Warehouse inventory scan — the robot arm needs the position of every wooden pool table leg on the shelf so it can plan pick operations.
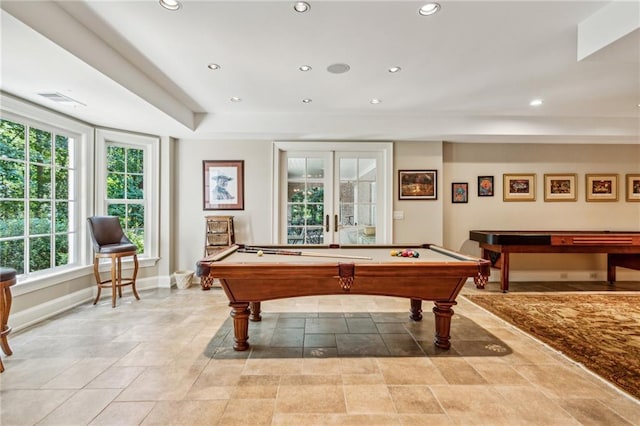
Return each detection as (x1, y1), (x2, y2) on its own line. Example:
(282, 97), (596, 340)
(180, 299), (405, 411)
(433, 301), (456, 349)
(230, 302), (250, 351)
(249, 302), (262, 321)
(607, 255), (616, 284)
(500, 252), (510, 293)
(410, 299), (423, 321)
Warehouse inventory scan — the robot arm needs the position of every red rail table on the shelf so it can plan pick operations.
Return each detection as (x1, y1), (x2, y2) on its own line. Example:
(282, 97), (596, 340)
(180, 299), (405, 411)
(469, 230), (640, 292)
(197, 244), (490, 351)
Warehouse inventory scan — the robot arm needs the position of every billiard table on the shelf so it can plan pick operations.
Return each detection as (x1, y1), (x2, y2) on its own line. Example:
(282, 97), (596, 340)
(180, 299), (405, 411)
(196, 244), (490, 351)
(469, 230), (640, 292)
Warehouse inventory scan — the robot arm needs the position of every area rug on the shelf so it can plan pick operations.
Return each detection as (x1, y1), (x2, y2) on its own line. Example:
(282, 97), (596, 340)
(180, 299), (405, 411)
(465, 293), (640, 399)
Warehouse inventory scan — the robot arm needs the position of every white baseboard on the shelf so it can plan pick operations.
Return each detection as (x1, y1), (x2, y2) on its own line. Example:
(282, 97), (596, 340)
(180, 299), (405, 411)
(11, 275), (173, 333)
(11, 287), (94, 333)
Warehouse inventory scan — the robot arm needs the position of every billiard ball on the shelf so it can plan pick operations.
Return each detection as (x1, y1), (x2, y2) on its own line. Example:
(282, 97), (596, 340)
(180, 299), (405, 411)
(257, 250), (264, 256)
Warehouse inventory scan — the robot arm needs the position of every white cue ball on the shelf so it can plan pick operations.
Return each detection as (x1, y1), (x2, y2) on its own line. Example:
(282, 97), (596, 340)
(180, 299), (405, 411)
(257, 250), (264, 257)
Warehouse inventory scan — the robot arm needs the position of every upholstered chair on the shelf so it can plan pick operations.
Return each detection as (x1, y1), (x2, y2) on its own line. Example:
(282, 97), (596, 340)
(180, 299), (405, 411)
(87, 216), (140, 308)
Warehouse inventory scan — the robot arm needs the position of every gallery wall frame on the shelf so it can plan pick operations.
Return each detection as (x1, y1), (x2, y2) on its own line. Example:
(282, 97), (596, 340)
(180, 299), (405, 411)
(625, 174), (640, 202)
(544, 173), (577, 202)
(477, 176), (494, 197)
(503, 173), (536, 201)
(203, 160), (245, 210)
(452, 182), (468, 203)
(398, 170), (437, 200)
(585, 173), (618, 202)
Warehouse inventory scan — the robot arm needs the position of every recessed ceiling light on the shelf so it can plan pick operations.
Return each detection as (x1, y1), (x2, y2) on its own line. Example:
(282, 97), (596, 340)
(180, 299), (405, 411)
(230, 97), (242, 102)
(159, 0), (181, 11)
(529, 99), (543, 106)
(418, 3), (440, 16)
(302, 98), (312, 103)
(370, 98), (382, 104)
(388, 66), (402, 73)
(299, 65), (312, 72)
(207, 63), (221, 70)
(293, 2), (310, 13)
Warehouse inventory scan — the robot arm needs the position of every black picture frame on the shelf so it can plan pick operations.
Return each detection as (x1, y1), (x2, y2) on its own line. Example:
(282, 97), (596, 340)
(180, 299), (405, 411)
(477, 176), (494, 197)
(398, 170), (437, 200)
(452, 182), (468, 203)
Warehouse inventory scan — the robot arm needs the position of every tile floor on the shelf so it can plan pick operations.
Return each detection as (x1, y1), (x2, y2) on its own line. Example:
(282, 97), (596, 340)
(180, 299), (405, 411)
(1, 280), (639, 425)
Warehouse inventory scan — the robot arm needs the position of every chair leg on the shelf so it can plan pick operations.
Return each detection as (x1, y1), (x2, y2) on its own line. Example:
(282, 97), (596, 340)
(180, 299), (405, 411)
(93, 257), (102, 305)
(117, 257), (123, 299)
(131, 254), (140, 300)
(110, 256), (117, 308)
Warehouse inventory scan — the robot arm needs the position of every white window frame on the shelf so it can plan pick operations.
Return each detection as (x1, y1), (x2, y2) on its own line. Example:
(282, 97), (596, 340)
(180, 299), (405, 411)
(0, 93), (93, 292)
(95, 129), (159, 266)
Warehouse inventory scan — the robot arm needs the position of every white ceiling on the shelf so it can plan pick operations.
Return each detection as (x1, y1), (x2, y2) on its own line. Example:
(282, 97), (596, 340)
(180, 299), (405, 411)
(1, 0), (639, 143)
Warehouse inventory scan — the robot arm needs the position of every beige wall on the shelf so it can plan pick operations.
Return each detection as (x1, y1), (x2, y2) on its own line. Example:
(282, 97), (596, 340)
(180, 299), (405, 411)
(176, 140), (273, 273)
(175, 140), (447, 272)
(443, 143), (640, 281)
(393, 141), (444, 245)
(175, 140), (639, 282)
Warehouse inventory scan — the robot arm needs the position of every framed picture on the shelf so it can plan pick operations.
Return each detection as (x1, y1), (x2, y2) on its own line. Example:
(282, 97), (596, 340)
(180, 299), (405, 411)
(586, 174), (618, 202)
(503, 173), (536, 201)
(452, 182), (468, 203)
(477, 176), (494, 197)
(399, 170), (437, 200)
(544, 174), (577, 202)
(626, 174), (640, 202)
(203, 160), (245, 210)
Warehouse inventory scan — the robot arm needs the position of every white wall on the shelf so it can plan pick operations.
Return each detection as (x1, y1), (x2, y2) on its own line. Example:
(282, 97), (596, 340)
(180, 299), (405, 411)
(443, 142), (640, 281)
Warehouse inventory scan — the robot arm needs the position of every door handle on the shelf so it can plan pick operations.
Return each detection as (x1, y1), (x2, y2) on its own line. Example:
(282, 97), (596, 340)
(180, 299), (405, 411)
(334, 215), (338, 232)
(325, 215), (329, 232)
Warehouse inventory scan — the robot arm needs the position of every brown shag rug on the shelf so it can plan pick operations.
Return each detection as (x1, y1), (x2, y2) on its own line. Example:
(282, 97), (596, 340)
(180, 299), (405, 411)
(465, 293), (640, 399)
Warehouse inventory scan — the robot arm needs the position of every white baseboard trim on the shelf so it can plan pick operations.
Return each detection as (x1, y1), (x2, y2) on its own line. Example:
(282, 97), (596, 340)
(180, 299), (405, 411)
(11, 276), (173, 333)
(11, 287), (93, 333)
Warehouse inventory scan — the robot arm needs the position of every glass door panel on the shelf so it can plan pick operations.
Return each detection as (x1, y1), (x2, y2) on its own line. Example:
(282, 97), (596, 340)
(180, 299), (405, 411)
(285, 154), (331, 244)
(276, 143), (389, 245)
(336, 154), (379, 244)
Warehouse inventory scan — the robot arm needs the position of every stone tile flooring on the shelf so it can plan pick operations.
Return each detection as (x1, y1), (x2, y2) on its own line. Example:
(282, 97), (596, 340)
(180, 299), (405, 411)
(1, 280), (639, 425)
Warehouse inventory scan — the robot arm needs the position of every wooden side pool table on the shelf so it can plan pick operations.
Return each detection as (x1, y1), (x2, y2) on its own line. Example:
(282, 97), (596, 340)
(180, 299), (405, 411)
(197, 244), (490, 351)
(469, 230), (640, 292)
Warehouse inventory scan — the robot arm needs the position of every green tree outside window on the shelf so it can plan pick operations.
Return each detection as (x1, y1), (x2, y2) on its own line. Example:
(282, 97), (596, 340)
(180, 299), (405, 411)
(0, 118), (75, 274)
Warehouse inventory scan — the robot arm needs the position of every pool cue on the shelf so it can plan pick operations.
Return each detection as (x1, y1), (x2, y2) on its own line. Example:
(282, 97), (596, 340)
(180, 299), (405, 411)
(238, 246), (373, 260)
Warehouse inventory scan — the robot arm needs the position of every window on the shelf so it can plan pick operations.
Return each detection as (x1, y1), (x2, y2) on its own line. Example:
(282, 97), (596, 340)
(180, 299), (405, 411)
(0, 117), (78, 275)
(105, 145), (145, 252)
(95, 129), (159, 260)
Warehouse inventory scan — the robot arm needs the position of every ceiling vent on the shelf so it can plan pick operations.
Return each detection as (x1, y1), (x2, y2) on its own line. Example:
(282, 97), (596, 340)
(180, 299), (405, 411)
(327, 63), (350, 74)
(38, 92), (86, 106)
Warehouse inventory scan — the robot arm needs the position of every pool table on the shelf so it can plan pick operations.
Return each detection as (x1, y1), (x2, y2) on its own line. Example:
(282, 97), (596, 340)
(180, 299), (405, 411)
(470, 230), (640, 292)
(197, 244), (490, 351)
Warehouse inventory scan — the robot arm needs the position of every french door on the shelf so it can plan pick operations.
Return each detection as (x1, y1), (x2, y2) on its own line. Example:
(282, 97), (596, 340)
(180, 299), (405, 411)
(273, 142), (392, 245)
